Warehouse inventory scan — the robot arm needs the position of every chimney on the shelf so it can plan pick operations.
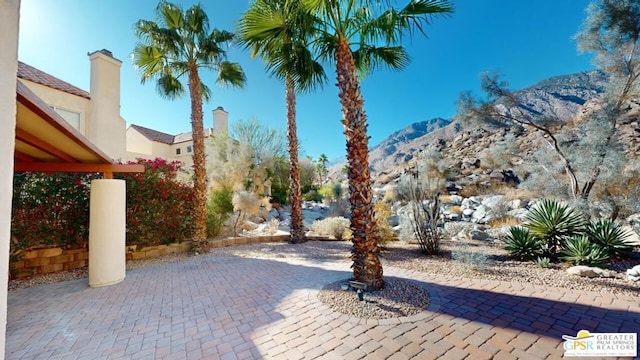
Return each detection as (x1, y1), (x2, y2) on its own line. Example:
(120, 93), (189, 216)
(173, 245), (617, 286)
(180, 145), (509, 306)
(212, 106), (228, 136)
(88, 49), (126, 160)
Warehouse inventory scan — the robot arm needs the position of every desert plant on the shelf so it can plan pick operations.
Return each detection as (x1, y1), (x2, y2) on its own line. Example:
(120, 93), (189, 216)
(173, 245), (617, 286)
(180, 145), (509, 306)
(407, 193), (443, 255)
(504, 227), (544, 261)
(535, 256), (551, 268)
(585, 219), (634, 259)
(524, 199), (584, 254)
(560, 236), (609, 267)
(311, 217), (351, 240)
(207, 186), (234, 237)
(451, 246), (493, 272)
(374, 202), (398, 246)
(488, 216), (521, 228)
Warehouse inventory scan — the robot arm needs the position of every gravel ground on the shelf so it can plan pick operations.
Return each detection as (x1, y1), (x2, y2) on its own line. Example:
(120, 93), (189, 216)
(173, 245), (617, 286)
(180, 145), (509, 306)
(8, 239), (640, 319)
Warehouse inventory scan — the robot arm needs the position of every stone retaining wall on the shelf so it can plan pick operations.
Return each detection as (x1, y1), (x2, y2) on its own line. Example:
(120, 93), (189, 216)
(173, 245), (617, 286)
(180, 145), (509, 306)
(9, 234), (313, 279)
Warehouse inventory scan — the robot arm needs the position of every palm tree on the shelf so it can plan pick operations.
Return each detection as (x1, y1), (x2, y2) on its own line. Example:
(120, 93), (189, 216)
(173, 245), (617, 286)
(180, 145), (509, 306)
(238, 0), (327, 244)
(133, 1), (246, 252)
(303, 0), (453, 289)
(316, 153), (329, 184)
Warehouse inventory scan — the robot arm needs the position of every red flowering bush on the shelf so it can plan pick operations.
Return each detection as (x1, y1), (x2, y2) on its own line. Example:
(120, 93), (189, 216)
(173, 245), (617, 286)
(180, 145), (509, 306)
(117, 158), (194, 247)
(11, 172), (99, 251)
(11, 158), (195, 252)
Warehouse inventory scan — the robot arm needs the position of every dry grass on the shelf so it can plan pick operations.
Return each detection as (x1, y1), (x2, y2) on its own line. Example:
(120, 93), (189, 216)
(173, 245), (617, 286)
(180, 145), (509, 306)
(488, 216), (522, 228)
(448, 205), (463, 215)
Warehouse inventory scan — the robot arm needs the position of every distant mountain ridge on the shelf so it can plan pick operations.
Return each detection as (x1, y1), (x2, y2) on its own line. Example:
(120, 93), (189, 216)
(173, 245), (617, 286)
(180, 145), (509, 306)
(328, 70), (609, 183)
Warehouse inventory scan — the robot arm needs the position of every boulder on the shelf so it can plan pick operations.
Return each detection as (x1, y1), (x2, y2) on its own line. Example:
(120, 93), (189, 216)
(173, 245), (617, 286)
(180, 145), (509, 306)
(462, 208), (475, 216)
(482, 195), (505, 209)
(446, 213), (461, 222)
(567, 266), (616, 278)
(387, 215), (400, 227)
(470, 229), (492, 241)
(471, 205), (488, 223)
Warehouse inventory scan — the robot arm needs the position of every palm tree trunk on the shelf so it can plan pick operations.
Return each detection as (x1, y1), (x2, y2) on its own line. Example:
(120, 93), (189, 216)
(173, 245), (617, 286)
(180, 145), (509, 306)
(286, 75), (305, 243)
(187, 66), (209, 253)
(335, 37), (383, 290)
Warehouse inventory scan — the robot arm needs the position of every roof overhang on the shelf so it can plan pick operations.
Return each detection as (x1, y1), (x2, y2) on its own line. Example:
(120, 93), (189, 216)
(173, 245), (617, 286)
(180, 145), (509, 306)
(13, 81), (143, 177)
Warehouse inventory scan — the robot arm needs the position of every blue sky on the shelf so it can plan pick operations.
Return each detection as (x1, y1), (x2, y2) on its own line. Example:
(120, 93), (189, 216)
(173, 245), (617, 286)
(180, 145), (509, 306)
(18, 0), (594, 161)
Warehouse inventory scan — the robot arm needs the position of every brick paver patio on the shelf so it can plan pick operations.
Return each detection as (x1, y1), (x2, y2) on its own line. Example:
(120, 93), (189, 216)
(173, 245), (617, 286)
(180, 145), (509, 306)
(6, 252), (640, 359)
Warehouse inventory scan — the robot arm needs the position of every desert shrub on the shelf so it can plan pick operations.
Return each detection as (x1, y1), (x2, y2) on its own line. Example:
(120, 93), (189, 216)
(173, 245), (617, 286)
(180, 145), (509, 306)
(406, 193), (442, 255)
(302, 188), (323, 202)
(524, 199), (584, 254)
(560, 236), (609, 267)
(207, 186), (234, 237)
(318, 184), (335, 202)
(504, 227), (544, 261)
(374, 202), (398, 245)
(231, 191), (270, 235)
(585, 219), (634, 259)
(311, 217), (351, 240)
(451, 246), (493, 271)
(535, 256), (551, 268)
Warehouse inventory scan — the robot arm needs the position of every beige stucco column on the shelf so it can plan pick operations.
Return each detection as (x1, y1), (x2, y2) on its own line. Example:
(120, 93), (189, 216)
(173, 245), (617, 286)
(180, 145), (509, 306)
(88, 179), (126, 287)
(0, 0), (20, 357)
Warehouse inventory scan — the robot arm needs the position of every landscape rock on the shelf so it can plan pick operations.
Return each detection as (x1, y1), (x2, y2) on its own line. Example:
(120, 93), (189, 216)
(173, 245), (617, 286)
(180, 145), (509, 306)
(567, 266), (616, 278)
(387, 215), (400, 227)
(470, 229), (492, 241)
(626, 265), (640, 281)
(471, 205), (488, 223)
(482, 195), (505, 209)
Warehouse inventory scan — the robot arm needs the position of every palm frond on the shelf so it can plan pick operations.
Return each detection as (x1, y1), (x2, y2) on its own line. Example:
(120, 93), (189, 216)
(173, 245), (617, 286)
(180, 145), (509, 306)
(157, 1), (184, 30)
(184, 4), (209, 34)
(353, 45), (409, 77)
(217, 61), (247, 88)
(155, 72), (185, 99)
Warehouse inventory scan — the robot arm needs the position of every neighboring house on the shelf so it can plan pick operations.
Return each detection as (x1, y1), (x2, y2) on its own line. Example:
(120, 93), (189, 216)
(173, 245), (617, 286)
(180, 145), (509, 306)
(17, 49), (126, 161)
(126, 106), (229, 165)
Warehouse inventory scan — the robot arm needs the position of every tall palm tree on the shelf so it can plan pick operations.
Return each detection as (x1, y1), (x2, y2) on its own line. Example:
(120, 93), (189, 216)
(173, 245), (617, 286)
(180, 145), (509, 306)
(316, 153), (329, 184)
(238, 0), (327, 244)
(133, 1), (246, 252)
(303, 0), (453, 289)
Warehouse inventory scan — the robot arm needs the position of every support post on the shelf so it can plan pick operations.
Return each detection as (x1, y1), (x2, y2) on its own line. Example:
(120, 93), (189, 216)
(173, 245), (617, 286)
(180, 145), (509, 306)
(89, 179), (126, 287)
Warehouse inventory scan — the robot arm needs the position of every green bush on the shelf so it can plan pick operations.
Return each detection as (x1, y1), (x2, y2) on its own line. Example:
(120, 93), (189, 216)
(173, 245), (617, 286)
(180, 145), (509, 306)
(560, 236), (609, 267)
(585, 219), (634, 259)
(302, 188), (323, 202)
(504, 227), (544, 261)
(207, 186), (234, 237)
(524, 199), (584, 254)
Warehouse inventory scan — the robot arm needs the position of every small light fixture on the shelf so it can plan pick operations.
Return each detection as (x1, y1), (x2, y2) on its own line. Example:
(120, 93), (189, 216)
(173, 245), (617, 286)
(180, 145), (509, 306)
(349, 281), (367, 301)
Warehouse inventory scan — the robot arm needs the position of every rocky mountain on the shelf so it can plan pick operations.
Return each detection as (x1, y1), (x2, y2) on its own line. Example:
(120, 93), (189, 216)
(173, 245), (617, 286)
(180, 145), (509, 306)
(329, 70), (611, 186)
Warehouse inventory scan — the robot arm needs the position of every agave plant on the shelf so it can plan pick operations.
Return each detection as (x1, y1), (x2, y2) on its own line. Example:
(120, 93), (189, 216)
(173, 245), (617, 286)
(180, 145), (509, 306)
(524, 199), (584, 254)
(560, 236), (609, 268)
(504, 226), (544, 261)
(586, 219), (634, 259)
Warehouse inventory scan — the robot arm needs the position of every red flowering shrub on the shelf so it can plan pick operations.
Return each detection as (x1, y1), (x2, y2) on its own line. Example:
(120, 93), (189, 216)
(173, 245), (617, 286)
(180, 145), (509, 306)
(11, 158), (194, 252)
(11, 172), (99, 251)
(117, 158), (194, 247)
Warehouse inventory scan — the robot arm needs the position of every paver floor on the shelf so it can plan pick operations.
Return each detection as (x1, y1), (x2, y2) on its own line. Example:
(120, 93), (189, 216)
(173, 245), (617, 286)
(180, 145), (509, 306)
(6, 254), (640, 359)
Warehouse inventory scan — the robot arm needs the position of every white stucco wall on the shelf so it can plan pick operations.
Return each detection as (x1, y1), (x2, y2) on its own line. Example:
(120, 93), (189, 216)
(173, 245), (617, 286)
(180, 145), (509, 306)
(18, 79), (90, 134)
(125, 127), (153, 158)
(0, 0), (20, 357)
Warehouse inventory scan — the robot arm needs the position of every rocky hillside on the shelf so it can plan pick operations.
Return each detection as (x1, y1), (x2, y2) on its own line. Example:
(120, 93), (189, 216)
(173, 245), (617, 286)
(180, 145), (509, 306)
(330, 70), (613, 187)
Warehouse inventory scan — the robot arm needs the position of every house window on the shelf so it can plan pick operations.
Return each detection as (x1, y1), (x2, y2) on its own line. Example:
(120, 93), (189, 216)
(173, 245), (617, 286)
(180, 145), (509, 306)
(176, 148), (181, 155)
(187, 145), (192, 153)
(50, 106), (81, 130)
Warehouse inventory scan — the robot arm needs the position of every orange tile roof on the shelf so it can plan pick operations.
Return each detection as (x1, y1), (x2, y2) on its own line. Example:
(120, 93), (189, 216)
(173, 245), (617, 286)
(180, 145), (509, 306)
(130, 124), (175, 144)
(17, 61), (90, 99)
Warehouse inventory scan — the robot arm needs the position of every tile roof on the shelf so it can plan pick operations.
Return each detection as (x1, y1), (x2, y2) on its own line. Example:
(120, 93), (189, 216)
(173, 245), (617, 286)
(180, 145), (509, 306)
(130, 124), (175, 144)
(17, 61), (90, 99)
